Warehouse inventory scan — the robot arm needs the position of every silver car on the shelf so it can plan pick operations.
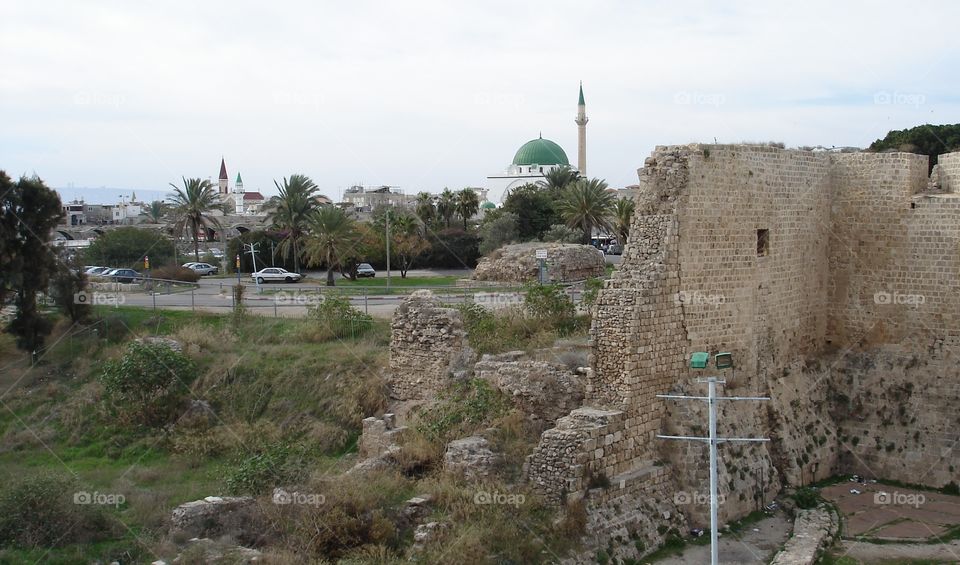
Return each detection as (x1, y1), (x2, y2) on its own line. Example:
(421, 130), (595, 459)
(185, 262), (218, 276)
(251, 267), (302, 284)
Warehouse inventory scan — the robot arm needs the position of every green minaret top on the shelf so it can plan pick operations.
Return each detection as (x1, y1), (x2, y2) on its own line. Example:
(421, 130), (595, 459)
(578, 82), (585, 106)
(236, 172), (243, 185)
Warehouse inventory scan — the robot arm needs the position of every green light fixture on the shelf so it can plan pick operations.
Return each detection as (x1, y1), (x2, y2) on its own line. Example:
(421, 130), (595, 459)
(690, 352), (709, 369)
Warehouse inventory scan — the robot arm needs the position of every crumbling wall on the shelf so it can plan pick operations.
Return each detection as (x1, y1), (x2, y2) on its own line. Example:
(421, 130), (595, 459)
(388, 290), (471, 401)
(473, 242), (605, 283)
(937, 150), (960, 193)
(474, 353), (584, 428)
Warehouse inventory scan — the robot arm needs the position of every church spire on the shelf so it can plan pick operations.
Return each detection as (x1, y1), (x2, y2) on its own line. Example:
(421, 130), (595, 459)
(575, 82), (588, 176)
(218, 157), (229, 194)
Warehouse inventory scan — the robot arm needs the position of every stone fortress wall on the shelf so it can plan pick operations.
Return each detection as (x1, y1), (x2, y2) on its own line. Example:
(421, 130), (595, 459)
(526, 145), (960, 551)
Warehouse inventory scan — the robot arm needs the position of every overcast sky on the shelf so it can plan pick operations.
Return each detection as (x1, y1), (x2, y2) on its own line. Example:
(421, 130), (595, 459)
(3, 0), (959, 203)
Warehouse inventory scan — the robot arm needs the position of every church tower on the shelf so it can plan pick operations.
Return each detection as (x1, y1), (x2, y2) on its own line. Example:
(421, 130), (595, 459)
(218, 158), (229, 194)
(575, 82), (588, 176)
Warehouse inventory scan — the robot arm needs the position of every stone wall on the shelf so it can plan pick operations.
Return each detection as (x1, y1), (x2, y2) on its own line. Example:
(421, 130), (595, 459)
(388, 290), (471, 401)
(526, 144), (960, 552)
(769, 507), (839, 565)
(473, 242), (605, 283)
(937, 151), (960, 193)
(474, 353), (584, 428)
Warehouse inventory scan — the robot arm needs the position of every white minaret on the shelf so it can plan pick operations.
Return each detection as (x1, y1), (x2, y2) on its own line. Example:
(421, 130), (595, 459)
(575, 82), (588, 177)
(234, 172), (244, 215)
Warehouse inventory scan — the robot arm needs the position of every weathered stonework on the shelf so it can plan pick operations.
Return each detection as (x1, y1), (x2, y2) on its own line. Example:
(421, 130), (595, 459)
(473, 242), (605, 283)
(443, 436), (501, 480)
(474, 353), (585, 427)
(770, 507), (839, 565)
(526, 145), (960, 554)
(388, 290), (472, 401)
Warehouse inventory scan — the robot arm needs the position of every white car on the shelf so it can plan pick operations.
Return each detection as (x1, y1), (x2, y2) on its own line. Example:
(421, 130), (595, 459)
(185, 262), (218, 276)
(252, 267), (302, 284)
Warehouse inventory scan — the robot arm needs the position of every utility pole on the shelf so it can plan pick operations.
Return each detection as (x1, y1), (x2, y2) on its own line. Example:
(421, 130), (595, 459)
(657, 374), (769, 565)
(244, 242), (260, 293)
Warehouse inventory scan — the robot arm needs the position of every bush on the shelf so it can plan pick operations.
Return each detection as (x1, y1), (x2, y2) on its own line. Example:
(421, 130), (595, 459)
(305, 295), (373, 340)
(793, 486), (821, 509)
(51, 261), (92, 323)
(84, 226), (175, 268)
(98, 341), (197, 427)
(415, 379), (508, 443)
(478, 212), (519, 255)
(150, 264), (201, 283)
(225, 443), (311, 495)
(944, 481), (960, 495)
(0, 473), (118, 548)
(524, 283), (577, 334)
(581, 276), (605, 308)
(420, 228), (480, 268)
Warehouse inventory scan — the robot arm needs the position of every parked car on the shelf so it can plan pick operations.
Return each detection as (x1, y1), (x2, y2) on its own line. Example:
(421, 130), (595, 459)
(208, 248), (224, 258)
(606, 244), (623, 255)
(84, 266), (109, 275)
(356, 263), (376, 278)
(251, 267), (302, 284)
(106, 268), (141, 283)
(184, 262), (218, 276)
(181, 262), (198, 268)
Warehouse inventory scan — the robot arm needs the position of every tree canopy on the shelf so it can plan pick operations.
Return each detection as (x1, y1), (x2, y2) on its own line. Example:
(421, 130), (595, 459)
(870, 124), (960, 173)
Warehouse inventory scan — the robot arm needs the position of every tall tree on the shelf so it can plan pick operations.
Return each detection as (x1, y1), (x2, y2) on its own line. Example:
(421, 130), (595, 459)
(414, 192), (436, 227)
(265, 174), (322, 274)
(168, 177), (225, 262)
(146, 200), (168, 223)
(437, 188), (457, 228)
(387, 211), (429, 278)
(455, 188), (480, 230)
(614, 198), (635, 244)
(1, 173), (64, 356)
(303, 206), (357, 286)
(502, 183), (557, 241)
(557, 178), (615, 244)
(538, 165), (580, 196)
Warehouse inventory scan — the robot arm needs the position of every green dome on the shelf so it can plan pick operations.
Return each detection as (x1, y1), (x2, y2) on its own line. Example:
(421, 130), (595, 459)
(481, 201), (496, 209)
(512, 137), (569, 166)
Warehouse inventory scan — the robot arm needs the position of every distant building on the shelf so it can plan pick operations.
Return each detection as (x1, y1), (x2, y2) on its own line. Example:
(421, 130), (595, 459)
(341, 185), (414, 212)
(217, 159), (265, 216)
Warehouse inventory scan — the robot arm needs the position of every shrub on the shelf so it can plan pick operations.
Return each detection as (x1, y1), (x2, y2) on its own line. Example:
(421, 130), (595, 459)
(50, 260), (92, 323)
(305, 295), (373, 340)
(150, 264), (201, 283)
(478, 212), (519, 255)
(0, 473), (118, 548)
(84, 226), (175, 268)
(98, 341), (197, 427)
(457, 303), (558, 354)
(581, 276), (605, 308)
(225, 443), (312, 495)
(793, 486), (821, 509)
(944, 481), (960, 495)
(524, 283), (577, 334)
(420, 228), (480, 268)
(415, 379), (508, 443)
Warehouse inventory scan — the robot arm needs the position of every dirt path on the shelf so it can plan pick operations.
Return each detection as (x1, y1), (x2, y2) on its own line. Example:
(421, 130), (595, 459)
(653, 512), (792, 564)
(834, 539), (960, 562)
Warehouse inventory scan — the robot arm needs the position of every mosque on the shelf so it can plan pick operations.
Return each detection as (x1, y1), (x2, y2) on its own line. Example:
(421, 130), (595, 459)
(486, 83), (588, 203)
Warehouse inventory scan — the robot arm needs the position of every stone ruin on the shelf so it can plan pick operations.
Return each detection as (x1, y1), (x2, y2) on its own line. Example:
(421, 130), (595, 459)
(366, 147), (960, 562)
(523, 144), (960, 561)
(472, 242), (605, 283)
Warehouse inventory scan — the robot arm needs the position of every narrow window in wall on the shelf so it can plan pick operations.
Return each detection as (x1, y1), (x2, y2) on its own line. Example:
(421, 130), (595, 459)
(757, 229), (770, 257)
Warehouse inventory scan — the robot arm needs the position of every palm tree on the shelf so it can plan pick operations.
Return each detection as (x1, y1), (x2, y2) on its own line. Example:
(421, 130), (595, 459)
(168, 177), (225, 261)
(415, 192), (436, 226)
(146, 200), (167, 223)
(455, 188), (480, 230)
(538, 165), (579, 195)
(557, 178), (615, 244)
(303, 206), (357, 286)
(614, 198), (635, 244)
(266, 174), (322, 273)
(437, 188), (457, 228)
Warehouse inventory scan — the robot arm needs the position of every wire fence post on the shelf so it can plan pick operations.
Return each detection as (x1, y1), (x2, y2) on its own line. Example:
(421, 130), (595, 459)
(191, 287), (195, 312)
(364, 289), (368, 314)
(152, 282), (157, 311)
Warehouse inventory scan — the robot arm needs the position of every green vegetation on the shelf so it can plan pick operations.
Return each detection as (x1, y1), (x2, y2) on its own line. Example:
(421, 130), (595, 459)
(870, 123), (960, 173)
(264, 173), (323, 274)
(168, 177), (226, 262)
(84, 226), (176, 268)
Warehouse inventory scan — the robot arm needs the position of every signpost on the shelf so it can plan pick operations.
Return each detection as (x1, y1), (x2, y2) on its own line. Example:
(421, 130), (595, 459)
(535, 249), (548, 284)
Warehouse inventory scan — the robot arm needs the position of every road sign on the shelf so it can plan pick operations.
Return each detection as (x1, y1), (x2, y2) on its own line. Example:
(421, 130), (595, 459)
(535, 249), (548, 259)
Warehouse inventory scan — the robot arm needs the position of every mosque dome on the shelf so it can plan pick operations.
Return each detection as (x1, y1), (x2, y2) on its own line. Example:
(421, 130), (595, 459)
(512, 137), (569, 166)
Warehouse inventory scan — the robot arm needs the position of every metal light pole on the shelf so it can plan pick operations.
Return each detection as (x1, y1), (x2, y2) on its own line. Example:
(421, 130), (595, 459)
(385, 211), (391, 290)
(244, 242), (260, 293)
(658, 368), (769, 565)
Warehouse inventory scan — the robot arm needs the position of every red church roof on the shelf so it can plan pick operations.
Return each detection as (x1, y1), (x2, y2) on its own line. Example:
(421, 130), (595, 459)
(243, 192), (265, 201)
(219, 158), (228, 180)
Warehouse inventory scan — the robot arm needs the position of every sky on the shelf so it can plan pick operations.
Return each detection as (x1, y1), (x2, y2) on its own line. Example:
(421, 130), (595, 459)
(3, 0), (959, 204)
